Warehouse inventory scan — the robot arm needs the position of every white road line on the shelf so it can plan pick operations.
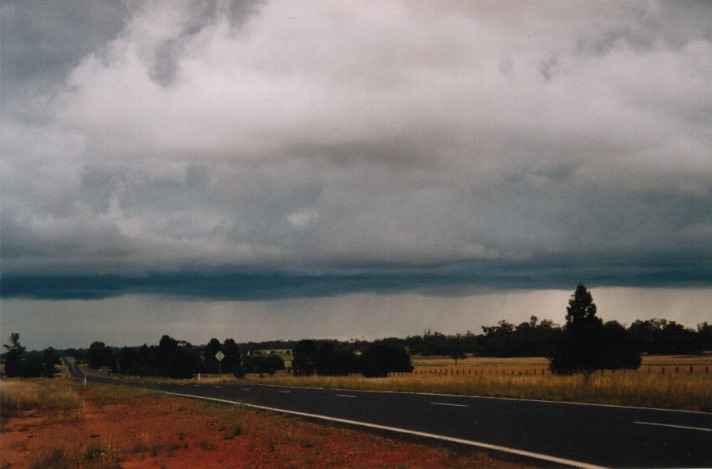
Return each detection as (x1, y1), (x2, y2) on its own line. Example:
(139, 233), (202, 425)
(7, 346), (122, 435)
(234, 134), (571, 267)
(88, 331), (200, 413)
(161, 391), (604, 469)
(431, 402), (469, 408)
(634, 421), (712, 432)
(336, 394), (357, 398)
(241, 388), (251, 391)
(278, 390), (291, 393)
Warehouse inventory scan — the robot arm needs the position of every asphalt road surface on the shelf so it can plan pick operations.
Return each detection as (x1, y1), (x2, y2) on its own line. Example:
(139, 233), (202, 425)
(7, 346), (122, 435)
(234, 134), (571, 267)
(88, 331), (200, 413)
(63, 362), (711, 468)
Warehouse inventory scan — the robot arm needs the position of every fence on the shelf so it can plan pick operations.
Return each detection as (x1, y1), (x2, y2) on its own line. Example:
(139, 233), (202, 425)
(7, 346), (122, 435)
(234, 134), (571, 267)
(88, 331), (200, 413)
(389, 365), (711, 377)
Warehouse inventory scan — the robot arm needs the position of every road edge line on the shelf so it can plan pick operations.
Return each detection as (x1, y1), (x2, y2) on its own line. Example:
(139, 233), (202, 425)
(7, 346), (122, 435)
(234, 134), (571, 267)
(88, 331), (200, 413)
(162, 391), (605, 469)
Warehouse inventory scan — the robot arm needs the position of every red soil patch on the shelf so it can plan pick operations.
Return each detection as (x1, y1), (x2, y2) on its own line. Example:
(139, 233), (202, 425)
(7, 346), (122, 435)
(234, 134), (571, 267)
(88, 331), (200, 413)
(1, 386), (524, 468)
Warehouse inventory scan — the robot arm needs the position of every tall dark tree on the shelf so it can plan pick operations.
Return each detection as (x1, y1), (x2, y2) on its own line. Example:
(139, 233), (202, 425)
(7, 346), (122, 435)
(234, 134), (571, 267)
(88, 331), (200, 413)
(223, 338), (242, 375)
(549, 284), (640, 375)
(2, 332), (25, 377)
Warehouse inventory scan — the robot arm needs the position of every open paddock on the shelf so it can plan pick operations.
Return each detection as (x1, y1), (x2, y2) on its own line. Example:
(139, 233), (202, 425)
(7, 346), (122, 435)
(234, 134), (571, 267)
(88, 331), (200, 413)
(407, 354), (712, 377)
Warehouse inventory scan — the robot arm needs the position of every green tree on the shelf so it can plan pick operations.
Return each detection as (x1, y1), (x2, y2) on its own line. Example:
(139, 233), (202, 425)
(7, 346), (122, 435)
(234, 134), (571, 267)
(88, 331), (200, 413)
(2, 332), (25, 377)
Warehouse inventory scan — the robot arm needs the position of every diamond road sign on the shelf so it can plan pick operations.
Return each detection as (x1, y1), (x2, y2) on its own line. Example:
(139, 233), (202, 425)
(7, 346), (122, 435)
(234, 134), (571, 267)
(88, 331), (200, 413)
(215, 351), (225, 361)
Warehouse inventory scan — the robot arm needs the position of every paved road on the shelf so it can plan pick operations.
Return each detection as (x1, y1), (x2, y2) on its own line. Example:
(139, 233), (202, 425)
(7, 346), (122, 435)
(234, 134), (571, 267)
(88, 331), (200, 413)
(63, 361), (712, 468)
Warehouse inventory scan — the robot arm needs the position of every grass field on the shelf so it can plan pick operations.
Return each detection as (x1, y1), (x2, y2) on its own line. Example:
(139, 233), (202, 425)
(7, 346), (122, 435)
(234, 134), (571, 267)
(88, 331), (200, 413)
(244, 355), (712, 412)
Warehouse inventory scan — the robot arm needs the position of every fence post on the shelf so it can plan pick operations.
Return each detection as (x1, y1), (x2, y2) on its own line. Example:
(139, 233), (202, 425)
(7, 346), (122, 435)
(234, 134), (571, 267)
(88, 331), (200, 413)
(689, 366), (693, 374)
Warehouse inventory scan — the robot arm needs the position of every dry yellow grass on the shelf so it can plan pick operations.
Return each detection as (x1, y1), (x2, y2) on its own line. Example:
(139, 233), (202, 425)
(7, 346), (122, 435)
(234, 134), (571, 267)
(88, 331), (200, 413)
(0, 378), (83, 420)
(247, 368), (712, 412)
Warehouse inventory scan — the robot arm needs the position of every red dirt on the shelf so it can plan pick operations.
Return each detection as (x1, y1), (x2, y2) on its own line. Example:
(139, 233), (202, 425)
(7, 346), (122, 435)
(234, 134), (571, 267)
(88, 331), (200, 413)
(1, 386), (524, 468)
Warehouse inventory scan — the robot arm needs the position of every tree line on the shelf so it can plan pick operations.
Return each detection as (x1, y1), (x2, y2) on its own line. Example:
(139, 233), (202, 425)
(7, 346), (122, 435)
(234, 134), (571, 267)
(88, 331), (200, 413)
(1, 332), (60, 378)
(3, 284), (710, 379)
(80, 336), (413, 379)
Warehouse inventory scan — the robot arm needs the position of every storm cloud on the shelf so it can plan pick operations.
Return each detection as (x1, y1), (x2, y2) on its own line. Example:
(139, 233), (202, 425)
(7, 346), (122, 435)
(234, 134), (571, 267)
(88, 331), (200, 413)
(2, 0), (712, 305)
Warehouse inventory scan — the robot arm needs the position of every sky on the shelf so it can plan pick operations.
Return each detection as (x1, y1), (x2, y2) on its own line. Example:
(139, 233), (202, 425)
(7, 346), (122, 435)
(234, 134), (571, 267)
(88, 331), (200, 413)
(1, 0), (711, 351)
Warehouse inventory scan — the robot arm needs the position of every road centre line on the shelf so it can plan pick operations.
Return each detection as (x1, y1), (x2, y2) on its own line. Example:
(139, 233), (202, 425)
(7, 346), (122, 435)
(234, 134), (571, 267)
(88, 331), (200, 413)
(431, 402), (469, 408)
(162, 391), (604, 469)
(634, 421), (712, 432)
(278, 390), (291, 393)
(335, 394), (357, 398)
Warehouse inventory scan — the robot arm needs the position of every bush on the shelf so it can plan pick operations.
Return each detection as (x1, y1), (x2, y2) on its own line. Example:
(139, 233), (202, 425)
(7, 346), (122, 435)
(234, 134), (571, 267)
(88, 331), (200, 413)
(358, 343), (413, 378)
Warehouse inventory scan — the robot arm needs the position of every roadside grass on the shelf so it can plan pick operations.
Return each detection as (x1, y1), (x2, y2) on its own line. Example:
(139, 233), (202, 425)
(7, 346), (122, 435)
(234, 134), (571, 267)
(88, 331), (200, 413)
(245, 367), (712, 412)
(0, 378), (83, 420)
(75, 380), (154, 406)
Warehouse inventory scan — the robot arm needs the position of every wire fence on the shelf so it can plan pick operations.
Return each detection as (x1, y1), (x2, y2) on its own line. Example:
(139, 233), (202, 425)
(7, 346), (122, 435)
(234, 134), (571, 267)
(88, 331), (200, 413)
(389, 365), (711, 377)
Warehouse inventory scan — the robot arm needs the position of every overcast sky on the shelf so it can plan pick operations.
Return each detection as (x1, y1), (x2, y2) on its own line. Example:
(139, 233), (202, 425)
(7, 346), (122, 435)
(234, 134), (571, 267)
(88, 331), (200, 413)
(2, 1), (711, 350)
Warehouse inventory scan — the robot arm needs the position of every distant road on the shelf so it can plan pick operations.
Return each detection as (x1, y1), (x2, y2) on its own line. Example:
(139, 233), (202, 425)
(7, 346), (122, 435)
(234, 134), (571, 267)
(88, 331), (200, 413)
(64, 362), (712, 468)
(62, 357), (85, 379)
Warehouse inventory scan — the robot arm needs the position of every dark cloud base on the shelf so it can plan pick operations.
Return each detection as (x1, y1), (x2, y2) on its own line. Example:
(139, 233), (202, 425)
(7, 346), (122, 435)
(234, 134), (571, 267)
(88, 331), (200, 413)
(3, 262), (710, 301)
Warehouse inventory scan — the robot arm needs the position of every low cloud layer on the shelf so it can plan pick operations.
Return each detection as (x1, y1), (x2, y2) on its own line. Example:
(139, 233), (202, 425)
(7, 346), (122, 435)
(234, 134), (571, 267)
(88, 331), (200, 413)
(2, 0), (712, 301)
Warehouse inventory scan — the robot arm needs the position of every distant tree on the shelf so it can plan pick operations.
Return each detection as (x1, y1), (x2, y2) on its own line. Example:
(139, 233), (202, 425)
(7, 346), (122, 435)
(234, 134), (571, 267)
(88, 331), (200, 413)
(292, 340), (317, 376)
(262, 353), (285, 375)
(549, 284), (640, 376)
(315, 341), (337, 375)
(118, 347), (140, 374)
(599, 321), (641, 370)
(446, 343), (467, 364)
(697, 322), (712, 353)
(333, 348), (359, 375)
(2, 332), (25, 377)
(223, 338), (242, 375)
(155, 335), (199, 379)
(41, 347), (60, 378)
(87, 341), (115, 370)
(358, 342), (413, 378)
(479, 320), (516, 357)
(203, 338), (223, 374)
(243, 352), (284, 375)
(316, 342), (358, 375)
(628, 318), (699, 355)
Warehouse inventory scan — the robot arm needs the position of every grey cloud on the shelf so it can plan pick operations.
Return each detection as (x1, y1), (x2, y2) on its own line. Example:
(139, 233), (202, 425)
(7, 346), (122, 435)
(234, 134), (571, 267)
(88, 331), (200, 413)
(2, 0), (712, 301)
